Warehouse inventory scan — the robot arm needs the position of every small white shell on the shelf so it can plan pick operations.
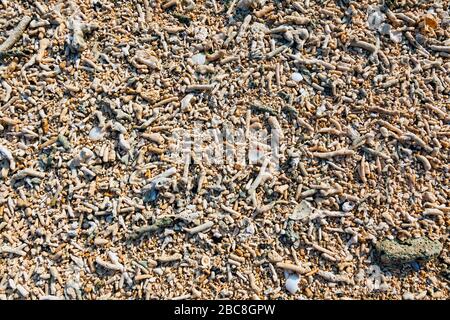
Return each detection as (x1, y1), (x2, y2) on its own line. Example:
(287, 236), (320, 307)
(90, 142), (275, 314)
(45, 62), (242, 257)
(390, 30), (403, 43)
(367, 7), (385, 31)
(201, 256), (210, 268)
(316, 104), (327, 116)
(194, 26), (208, 41)
(80, 147), (94, 161)
(0, 145), (15, 170)
(285, 273), (300, 294)
(290, 200), (313, 221)
(244, 223), (255, 236)
(290, 157), (300, 168)
(181, 94), (194, 110)
(250, 22), (269, 33)
(177, 209), (200, 222)
(291, 72), (303, 82)
(299, 88), (308, 97)
(118, 134), (131, 151)
(248, 148), (264, 164)
(191, 53), (206, 65)
(402, 292), (415, 300)
(342, 201), (355, 212)
(89, 126), (104, 141)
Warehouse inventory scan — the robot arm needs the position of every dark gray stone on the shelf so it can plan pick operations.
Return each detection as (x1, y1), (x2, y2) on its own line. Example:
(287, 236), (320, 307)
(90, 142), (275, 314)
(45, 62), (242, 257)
(375, 237), (443, 265)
